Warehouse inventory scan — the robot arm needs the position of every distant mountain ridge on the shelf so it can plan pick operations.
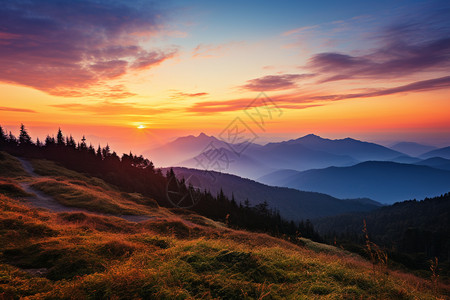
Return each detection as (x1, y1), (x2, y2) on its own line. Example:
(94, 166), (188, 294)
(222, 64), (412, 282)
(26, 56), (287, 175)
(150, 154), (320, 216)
(258, 161), (450, 204)
(144, 132), (261, 168)
(390, 142), (437, 157)
(276, 134), (404, 161)
(414, 157), (450, 171)
(164, 167), (382, 221)
(151, 133), (409, 179)
(420, 146), (450, 160)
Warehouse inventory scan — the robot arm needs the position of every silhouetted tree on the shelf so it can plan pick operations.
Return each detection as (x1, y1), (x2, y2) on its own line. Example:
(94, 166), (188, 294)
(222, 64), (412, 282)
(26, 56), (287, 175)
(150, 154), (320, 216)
(19, 124), (32, 145)
(56, 128), (64, 146)
(0, 126), (7, 145)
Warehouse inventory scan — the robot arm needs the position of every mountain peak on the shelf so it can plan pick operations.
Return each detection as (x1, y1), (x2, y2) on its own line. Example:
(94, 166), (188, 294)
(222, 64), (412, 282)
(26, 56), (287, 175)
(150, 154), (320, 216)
(197, 132), (209, 138)
(299, 134), (323, 140)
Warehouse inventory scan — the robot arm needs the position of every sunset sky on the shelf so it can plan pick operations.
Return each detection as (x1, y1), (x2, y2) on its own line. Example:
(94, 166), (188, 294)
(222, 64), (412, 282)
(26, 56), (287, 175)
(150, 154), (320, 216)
(0, 0), (449, 154)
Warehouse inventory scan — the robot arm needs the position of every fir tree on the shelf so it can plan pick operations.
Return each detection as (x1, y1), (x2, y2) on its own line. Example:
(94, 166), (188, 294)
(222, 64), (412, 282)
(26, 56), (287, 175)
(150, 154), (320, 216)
(19, 124), (32, 145)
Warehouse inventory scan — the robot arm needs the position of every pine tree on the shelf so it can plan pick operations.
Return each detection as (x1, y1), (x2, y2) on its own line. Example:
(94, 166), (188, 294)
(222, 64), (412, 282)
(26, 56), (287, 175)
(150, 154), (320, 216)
(19, 124), (32, 145)
(0, 126), (7, 144)
(56, 128), (64, 146)
(45, 135), (55, 146)
(102, 144), (110, 158)
(96, 145), (103, 159)
(8, 131), (17, 145)
(80, 135), (87, 150)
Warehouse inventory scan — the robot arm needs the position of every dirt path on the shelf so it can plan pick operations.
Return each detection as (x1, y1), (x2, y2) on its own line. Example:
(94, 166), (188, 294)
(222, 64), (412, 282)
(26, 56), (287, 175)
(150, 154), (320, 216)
(16, 157), (153, 223)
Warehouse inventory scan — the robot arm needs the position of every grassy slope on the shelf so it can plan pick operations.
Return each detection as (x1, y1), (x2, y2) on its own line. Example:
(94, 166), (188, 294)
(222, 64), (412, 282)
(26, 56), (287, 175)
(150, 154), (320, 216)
(0, 153), (160, 216)
(0, 153), (447, 299)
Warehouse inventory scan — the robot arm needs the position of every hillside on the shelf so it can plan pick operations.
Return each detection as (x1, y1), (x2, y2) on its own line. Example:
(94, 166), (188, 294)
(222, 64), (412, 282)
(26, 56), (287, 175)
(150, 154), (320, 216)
(415, 157), (450, 171)
(420, 146), (450, 160)
(314, 193), (450, 276)
(390, 142), (437, 157)
(259, 161), (450, 204)
(167, 167), (382, 221)
(0, 152), (447, 299)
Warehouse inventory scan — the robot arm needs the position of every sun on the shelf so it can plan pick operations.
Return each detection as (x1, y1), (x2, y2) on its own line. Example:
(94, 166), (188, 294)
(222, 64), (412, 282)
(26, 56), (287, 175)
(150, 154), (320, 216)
(137, 124), (145, 129)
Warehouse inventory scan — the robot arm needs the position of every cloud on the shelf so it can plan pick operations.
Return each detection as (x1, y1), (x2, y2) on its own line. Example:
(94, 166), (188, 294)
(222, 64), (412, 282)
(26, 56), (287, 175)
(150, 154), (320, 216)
(0, 106), (37, 113)
(51, 101), (169, 116)
(0, 0), (177, 97)
(305, 75), (450, 101)
(282, 25), (319, 37)
(307, 5), (450, 83)
(188, 76), (450, 113)
(171, 91), (209, 99)
(192, 42), (243, 58)
(309, 37), (450, 82)
(241, 74), (314, 91)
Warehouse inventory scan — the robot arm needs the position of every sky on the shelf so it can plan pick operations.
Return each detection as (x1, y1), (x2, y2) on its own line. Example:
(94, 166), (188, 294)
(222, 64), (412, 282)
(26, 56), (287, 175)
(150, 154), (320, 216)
(0, 0), (449, 154)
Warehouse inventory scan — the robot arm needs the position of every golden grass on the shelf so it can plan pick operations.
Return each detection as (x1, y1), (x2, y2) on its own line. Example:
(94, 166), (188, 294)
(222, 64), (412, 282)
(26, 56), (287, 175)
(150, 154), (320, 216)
(0, 151), (29, 178)
(30, 177), (151, 215)
(0, 192), (447, 299)
(0, 156), (448, 299)
(0, 179), (31, 198)
(30, 159), (112, 190)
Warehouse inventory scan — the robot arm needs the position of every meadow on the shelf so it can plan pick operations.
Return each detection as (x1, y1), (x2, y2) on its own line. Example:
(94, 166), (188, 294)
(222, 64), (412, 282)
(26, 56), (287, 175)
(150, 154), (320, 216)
(0, 152), (447, 299)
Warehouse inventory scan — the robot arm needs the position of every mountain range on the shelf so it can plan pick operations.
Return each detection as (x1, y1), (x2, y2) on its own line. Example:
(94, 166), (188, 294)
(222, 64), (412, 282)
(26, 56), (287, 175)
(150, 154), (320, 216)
(258, 161), (450, 204)
(147, 133), (450, 204)
(147, 133), (410, 179)
(390, 141), (437, 157)
(165, 167), (382, 221)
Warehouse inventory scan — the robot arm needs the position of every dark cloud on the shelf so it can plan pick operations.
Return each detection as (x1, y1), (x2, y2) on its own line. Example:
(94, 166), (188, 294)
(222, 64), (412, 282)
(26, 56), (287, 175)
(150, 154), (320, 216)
(306, 75), (450, 101)
(308, 5), (450, 82)
(188, 76), (450, 113)
(0, 0), (176, 97)
(310, 37), (450, 82)
(241, 74), (314, 91)
(0, 106), (37, 113)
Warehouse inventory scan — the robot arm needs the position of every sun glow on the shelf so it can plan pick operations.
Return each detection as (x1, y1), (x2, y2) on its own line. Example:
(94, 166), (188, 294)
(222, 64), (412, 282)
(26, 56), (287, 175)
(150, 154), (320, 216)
(137, 124), (145, 129)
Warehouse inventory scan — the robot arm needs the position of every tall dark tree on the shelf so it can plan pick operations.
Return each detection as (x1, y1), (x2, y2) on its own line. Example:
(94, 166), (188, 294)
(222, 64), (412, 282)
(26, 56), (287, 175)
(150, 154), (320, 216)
(19, 124), (32, 145)
(0, 126), (7, 145)
(8, 131), (17, 145)
(56, 128), (65, 146)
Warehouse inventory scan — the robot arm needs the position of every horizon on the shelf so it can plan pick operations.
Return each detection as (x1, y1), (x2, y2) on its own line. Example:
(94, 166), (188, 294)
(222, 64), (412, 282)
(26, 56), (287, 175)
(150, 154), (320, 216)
(0, 124), (449, 157)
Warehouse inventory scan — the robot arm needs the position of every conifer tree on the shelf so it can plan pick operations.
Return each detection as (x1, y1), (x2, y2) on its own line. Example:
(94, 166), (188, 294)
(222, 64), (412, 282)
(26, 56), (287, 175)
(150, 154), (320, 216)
(56, 128), (65, 146)
(19, 124), (32, 145)
(0, 126), (7, 144)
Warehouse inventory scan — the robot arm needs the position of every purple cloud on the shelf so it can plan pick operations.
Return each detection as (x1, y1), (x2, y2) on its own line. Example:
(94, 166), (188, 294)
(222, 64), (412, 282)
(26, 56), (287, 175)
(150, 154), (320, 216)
(309, 38), (450, 82)
(307, 6), (450, 83)
(188, 75), (450, 113)
(0, 0), (177, 97)
(241, 74), (314, 91)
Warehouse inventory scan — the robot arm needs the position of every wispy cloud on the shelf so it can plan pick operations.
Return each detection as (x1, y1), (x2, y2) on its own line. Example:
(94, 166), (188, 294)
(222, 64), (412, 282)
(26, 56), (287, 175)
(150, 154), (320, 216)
(309, 37), (450, 83)
(0, 0), (177, 98)
(191, 41), (243, 58)
(282, 25), (319, 37)
(51, 101), (169, 116)
(306, 5), (450, 83)
(0, 106), (37, 113)
(171, 91), (209, 99)
(188, 76), (450, 113)
(241, 74), (314, 91)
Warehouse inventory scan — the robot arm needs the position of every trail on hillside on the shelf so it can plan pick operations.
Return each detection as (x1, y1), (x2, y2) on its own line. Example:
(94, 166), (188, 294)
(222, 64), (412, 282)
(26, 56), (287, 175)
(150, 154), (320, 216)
(15, 157), (152, 223)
